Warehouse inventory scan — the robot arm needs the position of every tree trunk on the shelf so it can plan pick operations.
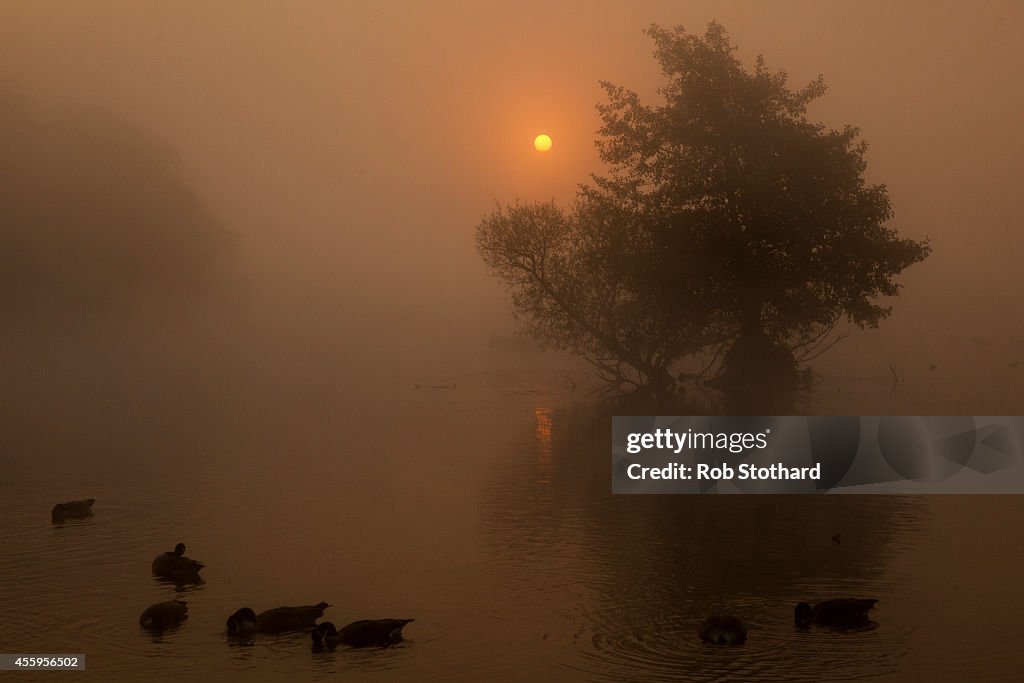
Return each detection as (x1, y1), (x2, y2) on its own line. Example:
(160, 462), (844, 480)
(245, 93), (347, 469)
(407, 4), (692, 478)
(710, 308), (798, 400)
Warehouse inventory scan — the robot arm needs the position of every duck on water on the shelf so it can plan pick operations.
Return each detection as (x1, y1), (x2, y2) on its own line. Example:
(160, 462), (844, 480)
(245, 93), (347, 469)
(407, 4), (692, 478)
(226, 603), (331, 634)
(795, 599), (878, 628)
(139, 600), (189, 631)
(697, 615), (747, 645)
(51, 499), (95, 523)
(312, 619), (414, 649)
(152, 543), (204, 582)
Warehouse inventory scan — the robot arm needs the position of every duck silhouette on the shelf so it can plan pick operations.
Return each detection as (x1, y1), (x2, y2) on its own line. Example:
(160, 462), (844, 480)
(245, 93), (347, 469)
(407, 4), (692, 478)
(795, 599), (877, 628)
(697, 615), (747, 645)
(312, 618), (414, 649)
(151, 543), (204, 581)
(227, 602), (330, 634)
(51, 499), (95, 523)
(139, 600), (189, 630)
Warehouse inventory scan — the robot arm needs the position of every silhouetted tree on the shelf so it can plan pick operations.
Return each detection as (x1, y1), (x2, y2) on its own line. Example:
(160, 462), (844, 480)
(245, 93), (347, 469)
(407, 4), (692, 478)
(477, 200), (721, 396)
(477, 22), (929, 399)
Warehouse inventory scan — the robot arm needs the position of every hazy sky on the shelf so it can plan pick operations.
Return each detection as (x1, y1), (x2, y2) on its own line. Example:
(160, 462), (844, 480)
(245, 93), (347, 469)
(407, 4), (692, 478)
(2, 1), (1021, 354)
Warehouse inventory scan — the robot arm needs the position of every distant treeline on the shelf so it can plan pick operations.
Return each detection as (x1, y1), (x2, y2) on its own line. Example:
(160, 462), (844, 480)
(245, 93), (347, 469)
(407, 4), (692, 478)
(0, 89), (232, 322)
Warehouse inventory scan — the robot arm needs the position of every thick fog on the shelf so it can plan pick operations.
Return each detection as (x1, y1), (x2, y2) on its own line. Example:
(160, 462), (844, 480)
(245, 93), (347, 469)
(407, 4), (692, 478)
(2, 1), (1022, 458)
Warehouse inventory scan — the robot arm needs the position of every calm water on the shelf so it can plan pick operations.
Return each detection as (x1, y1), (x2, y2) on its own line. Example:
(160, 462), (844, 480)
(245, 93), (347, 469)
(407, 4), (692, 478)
(2, 351), (1023, 681)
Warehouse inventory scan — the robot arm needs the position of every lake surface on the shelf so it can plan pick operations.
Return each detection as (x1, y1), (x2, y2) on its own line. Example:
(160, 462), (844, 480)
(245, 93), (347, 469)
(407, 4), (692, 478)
(2, 349), (1023, 681)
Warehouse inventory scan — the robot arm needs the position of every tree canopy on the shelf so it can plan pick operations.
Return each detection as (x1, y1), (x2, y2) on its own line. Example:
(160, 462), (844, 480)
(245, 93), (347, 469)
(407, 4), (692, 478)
(477, 22), (930, 399)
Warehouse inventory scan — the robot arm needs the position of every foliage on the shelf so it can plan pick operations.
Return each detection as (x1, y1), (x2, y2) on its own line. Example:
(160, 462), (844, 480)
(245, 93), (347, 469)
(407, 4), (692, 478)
(477, 22), (930, 396)
(477, 200), (719, 394)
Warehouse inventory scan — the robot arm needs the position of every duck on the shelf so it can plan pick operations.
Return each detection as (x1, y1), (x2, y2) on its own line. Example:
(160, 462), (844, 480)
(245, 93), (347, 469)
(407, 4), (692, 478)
(311, 618), (414, 649)
(226, 602), (330, 634)
(151, 543), (204, 581)
(51, 499), (95, 523)
(225, 607), (258, 634)
(795, 599), (877, 628)
(139, 600), (189, 630)
(697, 615), (747, 645)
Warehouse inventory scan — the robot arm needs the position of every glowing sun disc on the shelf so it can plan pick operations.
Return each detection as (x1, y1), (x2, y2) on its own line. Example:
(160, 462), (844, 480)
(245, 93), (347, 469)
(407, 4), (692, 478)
(534, 134), (552, 152)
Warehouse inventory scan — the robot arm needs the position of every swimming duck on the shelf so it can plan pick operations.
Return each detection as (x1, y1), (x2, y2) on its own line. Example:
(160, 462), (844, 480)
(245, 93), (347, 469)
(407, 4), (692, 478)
(152, 543), (204, 581)
(51, 499), (95, 523)
(795, 599), (877, 628)
(310, 621), (340, 650)
(139, 600), (189, 630)
(311, 618), (414, 649)
(225, 607), (259, 634)
(697, 615), (747, 645)
(226, 602), (330, 634)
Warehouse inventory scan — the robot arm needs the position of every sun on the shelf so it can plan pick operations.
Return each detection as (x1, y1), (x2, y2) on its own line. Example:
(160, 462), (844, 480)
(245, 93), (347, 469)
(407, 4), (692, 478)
(533, 134), (552, 152)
